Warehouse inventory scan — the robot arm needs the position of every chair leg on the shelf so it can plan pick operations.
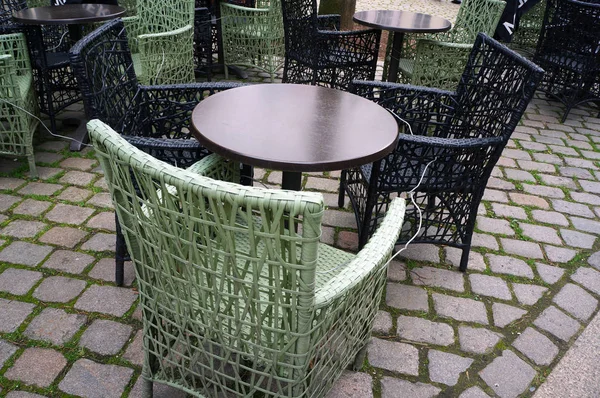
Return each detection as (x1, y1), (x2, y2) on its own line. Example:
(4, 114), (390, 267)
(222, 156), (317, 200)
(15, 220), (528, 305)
(352, 345), (367, 371)
(27, 153), (37, 179)
(141, 376), (154, 398)
(338, 170), (346, 208)
(115, 214), (126, 286)
(459, 246), (470, 272)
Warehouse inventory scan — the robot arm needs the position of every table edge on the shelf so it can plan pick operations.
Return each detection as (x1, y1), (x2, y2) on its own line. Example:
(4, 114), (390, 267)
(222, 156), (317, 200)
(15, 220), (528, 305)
(12, 5), (126, 25)
(353, 10), (452, 33)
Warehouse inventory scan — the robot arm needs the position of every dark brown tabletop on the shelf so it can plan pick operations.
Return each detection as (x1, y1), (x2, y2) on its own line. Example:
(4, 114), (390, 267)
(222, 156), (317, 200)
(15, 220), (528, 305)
(191, 84), (398, 189)
(353, 10), (451, 33)
(13, 4), (125, 25)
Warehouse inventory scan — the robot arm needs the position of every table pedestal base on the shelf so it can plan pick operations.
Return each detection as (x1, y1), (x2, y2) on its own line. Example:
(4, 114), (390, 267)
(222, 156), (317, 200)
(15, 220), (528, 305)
(387, 31), (405, 83)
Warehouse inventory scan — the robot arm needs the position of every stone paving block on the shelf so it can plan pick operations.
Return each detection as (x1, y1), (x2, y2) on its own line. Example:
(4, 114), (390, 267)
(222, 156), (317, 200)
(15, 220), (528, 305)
(517, 160), (556, 172)
(17, 182), (62, 196)
(433, 293), (488, 324)
(571, 266), (600, 295)
(497, 157), (517, 167)
(581, 150), (600, 159)
(580, 180), (600, 194)
(320, 226), (335, 245)
(59, 170), (96, 187)
(60, 157), (96, 171)
(56, 186), (93, 202)
(86, 192), (114, 209)
(42, 250), (94, 274)
(491, 203), (527, 219)
(0, 241), (52, 266)
(45, 203), (95, 225)
(75, 283), (137, 317)
(534, 306), (580, 342)
(589, 251), (600, 270)
(337, 230), (358, 251)
(0, 220), (46, 238)
(0, 268), (43, 295)
(487, 177), (515, 190)
(535, 263), (565, 284)
(501, 148), (531, 160)
(538, 174), (577, 189)
(380, 378), (440, 398)
(88, 257), (135, 286)
(483, 189), (509, 203)
(367, 338), (419, 375)
(0, 339), (17, 368)
(86, 212), (116, 231)
(397, 243), (440, 263)
(24, 308), (86, 345)
(123, 330), (143, 366)
(522, 184), (565, 198)
(471, 232), (499, 250)
(504, 169), (535, 182)
(396, 315), (454, 346)
(544, 245), (577, 263)
(80, 232), (116, 252)
(469, 274), (511, 300)
(559, 166), (595, 180)
(458, 326), (501, 355)
(480, 350), (536, 398)
(444, 247), (486, 271)
(487, 254), (534, 279)
(476, 217), (514, 235)
(35, 151), (63, 164)
(326, 371), (373, 398)
(512, 327), (559, 366)
(0, 298), (35, 332)
(512, 283), (548, 306)
(560, 229), (597, 249)
(387, 260), (406, 282)
(5, 392), (47, 398)
(304, 177), (339, 192)
(552, 199), (595, 218)
(5, 348), (67, 388)
(36, 140), (68, 151)
(0, 194), (20, 212)
(39, 226), (88, 248)
(519, 223), (562, 245)
(12, 199), (52, 216)
(386, 283), (428, 312)
(0, 177), (25, 190)
(411, 266), (464, 292)
(552, 283), (598, 321)
(564, 157), (598, 170)
(33, 276), (87, 302)
(534, 136), (564, 146)
(79, 319), (133, 355)
(128, 376), (188, 398)
(428, 349), (473, 386)
(571, 192), (600, 205)
(492, 303), (527, 328)
(35, 166), (62, 180)
(372, 311), (392, 334)
(570, 217), (600, 234)
(58, 358), (134, 398)
(322, 210), (357, 229)
(459, 386), (491, 398)
(509, 193), (550, 209)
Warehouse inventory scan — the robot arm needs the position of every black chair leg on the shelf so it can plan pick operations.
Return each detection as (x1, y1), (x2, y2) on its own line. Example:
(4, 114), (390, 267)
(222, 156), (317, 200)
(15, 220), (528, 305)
(459, 246), (470, 272)
(115, 214), (126, 286)
(338, 170), (346, 208)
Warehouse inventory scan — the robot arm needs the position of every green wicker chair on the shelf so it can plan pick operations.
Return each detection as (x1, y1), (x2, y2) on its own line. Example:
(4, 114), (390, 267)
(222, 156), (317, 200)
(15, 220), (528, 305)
(510, 0), (547, 56)
(0, 32), (39, 177)
(388, 0), (505, 89)
(220, 0), (285, 81)
(88, 118), (406, 398)
(123, 0), (195, 85)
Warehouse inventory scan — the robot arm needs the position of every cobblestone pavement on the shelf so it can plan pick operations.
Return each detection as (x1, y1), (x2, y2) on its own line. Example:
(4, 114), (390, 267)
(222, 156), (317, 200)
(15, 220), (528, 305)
(2, 2), (600, 398)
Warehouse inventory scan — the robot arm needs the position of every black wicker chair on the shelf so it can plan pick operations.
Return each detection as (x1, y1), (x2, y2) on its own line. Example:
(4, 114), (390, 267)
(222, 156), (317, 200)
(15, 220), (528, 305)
(533, 0), (600, 121)
(69, 19), (243, 285)
(280, 0), (380, 90)
(339, 33), (544, 272)
(193, 6), (213, 80)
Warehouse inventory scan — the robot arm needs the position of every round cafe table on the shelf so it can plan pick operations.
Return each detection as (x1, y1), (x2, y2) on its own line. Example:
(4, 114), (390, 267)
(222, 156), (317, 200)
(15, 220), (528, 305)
(191, 84), (399, 191)
(353, 10), (451, 83)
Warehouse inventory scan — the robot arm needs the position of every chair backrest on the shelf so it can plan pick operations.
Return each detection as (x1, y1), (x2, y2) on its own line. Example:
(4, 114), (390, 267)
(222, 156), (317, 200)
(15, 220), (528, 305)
(88, 118), (326, 389)
(450, 33), (544, 140)
(281, 0), (318, 54)
(448, 0), (506, 43)
(69, 19), (139, 134)
(136, 0), (194, 33)
(1, 0), (27, 27)
(0, 31), (31, 77)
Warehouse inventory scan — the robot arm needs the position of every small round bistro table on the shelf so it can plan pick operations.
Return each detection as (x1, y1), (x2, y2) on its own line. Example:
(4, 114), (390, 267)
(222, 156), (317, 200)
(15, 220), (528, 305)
(353, 10), (451, 83)
(191, 84), (399, 191)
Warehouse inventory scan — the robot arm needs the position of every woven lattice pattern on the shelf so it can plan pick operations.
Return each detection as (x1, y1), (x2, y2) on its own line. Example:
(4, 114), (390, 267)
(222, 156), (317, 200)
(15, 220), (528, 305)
(220, 0), (285, 81)
(340, 33), (544, 272)
(533, 0), (600, 122)
(0, 31), (39, 177)
(193, 7), (213, 80)
(385, 0), (505, 90)
(88, 119), (406, 398)
(510, 0), (547, 55)
(123, 0), (195, 84)
(281, 0), (380, 90)
(70, 19), (244, 285)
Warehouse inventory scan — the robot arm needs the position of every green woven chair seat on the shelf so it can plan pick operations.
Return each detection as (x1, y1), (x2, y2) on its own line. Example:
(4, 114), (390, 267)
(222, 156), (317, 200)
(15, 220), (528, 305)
(398, 58), (414, 78)
(131, 53), (142, 79)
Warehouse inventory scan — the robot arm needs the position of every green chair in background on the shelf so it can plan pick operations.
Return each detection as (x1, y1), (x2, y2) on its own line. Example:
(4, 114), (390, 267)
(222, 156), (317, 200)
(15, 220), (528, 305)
(510, 0), (547, 56)
(0, 32), (39, 177)
(220, 0), (285, 81)
(123, 0), (195, 85)
(88, 118), (406, 398)
(387, 0), (505, 90)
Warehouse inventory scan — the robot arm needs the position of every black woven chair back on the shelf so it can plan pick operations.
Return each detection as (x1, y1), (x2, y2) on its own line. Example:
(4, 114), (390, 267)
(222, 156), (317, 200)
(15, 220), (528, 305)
(1, 0), (27, 27)
(69, 18), (139, 134)
(280, 0), (317, 54)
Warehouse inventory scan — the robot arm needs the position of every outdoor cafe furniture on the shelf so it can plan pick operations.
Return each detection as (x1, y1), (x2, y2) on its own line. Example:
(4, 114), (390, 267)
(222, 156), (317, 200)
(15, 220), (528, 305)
(88, 117), (406, 398)
(390, 0), (506, 90)
(0, 31), (39, 177)
(533, 0), (600, 122)
(190, 84), (399, 192)
(339, 33), (544, 272)
(69, 18), (243, 285)
(193, 6), (213, 80)
(281, 0), (380, 90)
(220, 0), (285, 81)
(507, 0), (547, 55)
(353, 10), (451, 83)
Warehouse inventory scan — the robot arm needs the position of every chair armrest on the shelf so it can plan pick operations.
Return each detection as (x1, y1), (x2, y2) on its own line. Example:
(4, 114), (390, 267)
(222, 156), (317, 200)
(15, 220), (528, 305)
(0, 32), (32, 77)
(221, 2), (270, 12)
(317, 14), (341, 30)
(314, 197), (405, 308)
(316, 28), (380, 60)
(411, 40), (473, 91)
(122, 136), (208, 168)
(186, 153), (241, 183)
